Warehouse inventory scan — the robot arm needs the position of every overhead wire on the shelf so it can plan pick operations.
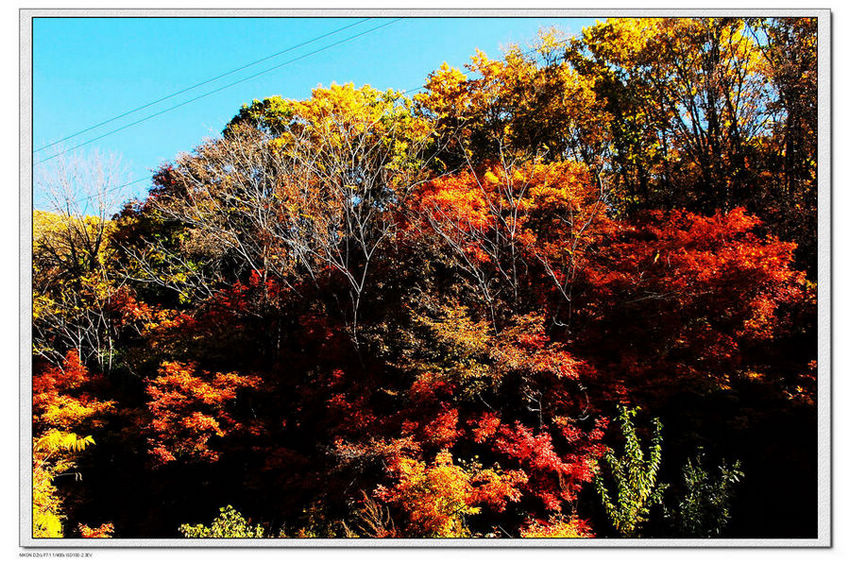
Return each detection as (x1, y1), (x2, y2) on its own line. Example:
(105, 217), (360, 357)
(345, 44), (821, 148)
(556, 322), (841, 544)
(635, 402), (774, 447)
(34, 18), (374, 153)
(35, 18), (404, 166)
(39, 23), (559, 209)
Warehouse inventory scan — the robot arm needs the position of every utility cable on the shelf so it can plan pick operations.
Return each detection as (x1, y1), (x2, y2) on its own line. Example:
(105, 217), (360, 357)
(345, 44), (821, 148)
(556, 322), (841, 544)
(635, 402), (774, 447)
(35, 18), (403, 165)
(34, 18), (373, 153)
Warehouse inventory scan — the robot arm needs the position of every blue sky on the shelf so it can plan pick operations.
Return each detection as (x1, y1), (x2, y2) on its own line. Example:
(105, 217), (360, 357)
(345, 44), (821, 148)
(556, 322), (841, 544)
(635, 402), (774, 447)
(32, 17), (597, 210)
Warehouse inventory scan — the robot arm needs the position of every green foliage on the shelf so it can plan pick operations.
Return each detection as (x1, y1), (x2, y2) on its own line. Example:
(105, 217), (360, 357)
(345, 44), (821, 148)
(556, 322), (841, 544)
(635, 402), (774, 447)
(673, 448), (744, 537)
(594, 405), (667, 537)
(178, 505), (265, 538)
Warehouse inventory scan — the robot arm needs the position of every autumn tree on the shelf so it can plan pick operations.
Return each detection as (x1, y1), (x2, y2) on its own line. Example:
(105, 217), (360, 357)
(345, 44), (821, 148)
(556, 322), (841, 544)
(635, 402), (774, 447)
(407, 160), (611, 329)
(29, 18), (819, 540)
(144, 361), (261, 466)
(375, 449), (526, 537)
(33, 430), (95, 537)
(573, 207), (813, 402)
(747, 17), (818, 275)
(565, 19), (774, 212)
(32, 351), (116, 537)
(143, 84), (434, 344)
(33, 150), (137, 370)
(416, 32), (612, 178)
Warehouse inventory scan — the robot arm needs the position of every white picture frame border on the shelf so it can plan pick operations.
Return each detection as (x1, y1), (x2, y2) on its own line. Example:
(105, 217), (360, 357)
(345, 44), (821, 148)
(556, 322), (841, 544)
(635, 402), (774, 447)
(19, 7), (832, 549)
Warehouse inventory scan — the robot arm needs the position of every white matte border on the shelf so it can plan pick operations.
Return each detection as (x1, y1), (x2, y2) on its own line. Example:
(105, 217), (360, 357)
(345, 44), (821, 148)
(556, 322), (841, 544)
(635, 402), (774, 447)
(19, 7), (832, 549)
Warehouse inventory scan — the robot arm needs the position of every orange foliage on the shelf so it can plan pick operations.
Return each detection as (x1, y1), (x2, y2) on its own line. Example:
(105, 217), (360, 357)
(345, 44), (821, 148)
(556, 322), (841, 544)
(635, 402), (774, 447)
(145, 361), (261, 465)
(78, 522), (115, 538)
(33, 350), (115, 433)
(520, 513), (594, 538)
(375, 449), (526, 537)
(412, 161), (609, 272)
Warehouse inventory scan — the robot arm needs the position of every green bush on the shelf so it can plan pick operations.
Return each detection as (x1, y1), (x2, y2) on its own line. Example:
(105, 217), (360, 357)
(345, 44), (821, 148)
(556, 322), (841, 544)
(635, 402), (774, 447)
(595, 405), (667, 537)
(179, 505), (265, 538)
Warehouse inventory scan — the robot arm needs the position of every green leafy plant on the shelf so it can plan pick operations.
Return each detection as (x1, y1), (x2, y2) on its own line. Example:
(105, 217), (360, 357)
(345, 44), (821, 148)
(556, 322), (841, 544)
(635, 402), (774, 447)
(179, 505), (265, 538)
(594, 405), (667, 537)
(674, 448), (744, 537)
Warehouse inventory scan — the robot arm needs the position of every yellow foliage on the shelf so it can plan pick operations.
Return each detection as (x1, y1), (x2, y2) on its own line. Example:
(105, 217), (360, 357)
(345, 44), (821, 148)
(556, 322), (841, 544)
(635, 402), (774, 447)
(381, 450), (477, 537)
(78, 522), (115, 538)
(32, 430), (95, 538)
(377, 449), (526, 538)
(520, 513), (593, 538)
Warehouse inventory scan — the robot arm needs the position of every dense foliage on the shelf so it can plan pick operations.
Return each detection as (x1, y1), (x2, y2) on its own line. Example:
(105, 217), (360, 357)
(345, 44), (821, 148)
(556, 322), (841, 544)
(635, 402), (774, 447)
(32, 17), (818, 539)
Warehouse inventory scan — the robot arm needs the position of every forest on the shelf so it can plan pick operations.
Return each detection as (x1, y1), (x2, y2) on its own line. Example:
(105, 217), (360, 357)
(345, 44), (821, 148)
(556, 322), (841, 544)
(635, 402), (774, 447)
(31, 17), (819, 540)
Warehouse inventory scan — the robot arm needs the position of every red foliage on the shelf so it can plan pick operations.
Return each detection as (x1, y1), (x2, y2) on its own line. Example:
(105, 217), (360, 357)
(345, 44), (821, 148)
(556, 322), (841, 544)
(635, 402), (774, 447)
(144, 361), (260, 466)
(324, 391), (378, 437)
(106, 286), (154, 326)
(472, 412), (502, 444)
(575, 207), (811, 397)
(421, 408), (461, 448)
(32, 351), (115, 434)
(492, 419), (606, 511)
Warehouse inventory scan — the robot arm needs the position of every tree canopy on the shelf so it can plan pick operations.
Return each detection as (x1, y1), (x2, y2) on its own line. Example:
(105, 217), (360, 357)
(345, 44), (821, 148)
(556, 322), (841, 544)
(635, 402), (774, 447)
(32, 17), (818, 540)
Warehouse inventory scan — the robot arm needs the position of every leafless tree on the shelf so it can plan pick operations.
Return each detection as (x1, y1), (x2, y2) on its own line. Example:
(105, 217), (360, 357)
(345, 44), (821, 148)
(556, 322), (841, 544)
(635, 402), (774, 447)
(146, 91), (435, 345)
(33, 149), (133, 370)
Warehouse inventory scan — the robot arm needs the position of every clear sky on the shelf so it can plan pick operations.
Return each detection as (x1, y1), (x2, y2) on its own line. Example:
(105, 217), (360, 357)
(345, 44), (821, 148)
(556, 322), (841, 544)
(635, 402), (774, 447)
(32, 16), (598, 211)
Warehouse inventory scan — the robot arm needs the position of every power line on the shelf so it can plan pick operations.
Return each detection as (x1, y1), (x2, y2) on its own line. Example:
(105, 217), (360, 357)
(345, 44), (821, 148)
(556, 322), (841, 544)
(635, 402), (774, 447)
(40, 26), (550, 209)
(34, 18), (373, 153)
(35, 18), (404, 166)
